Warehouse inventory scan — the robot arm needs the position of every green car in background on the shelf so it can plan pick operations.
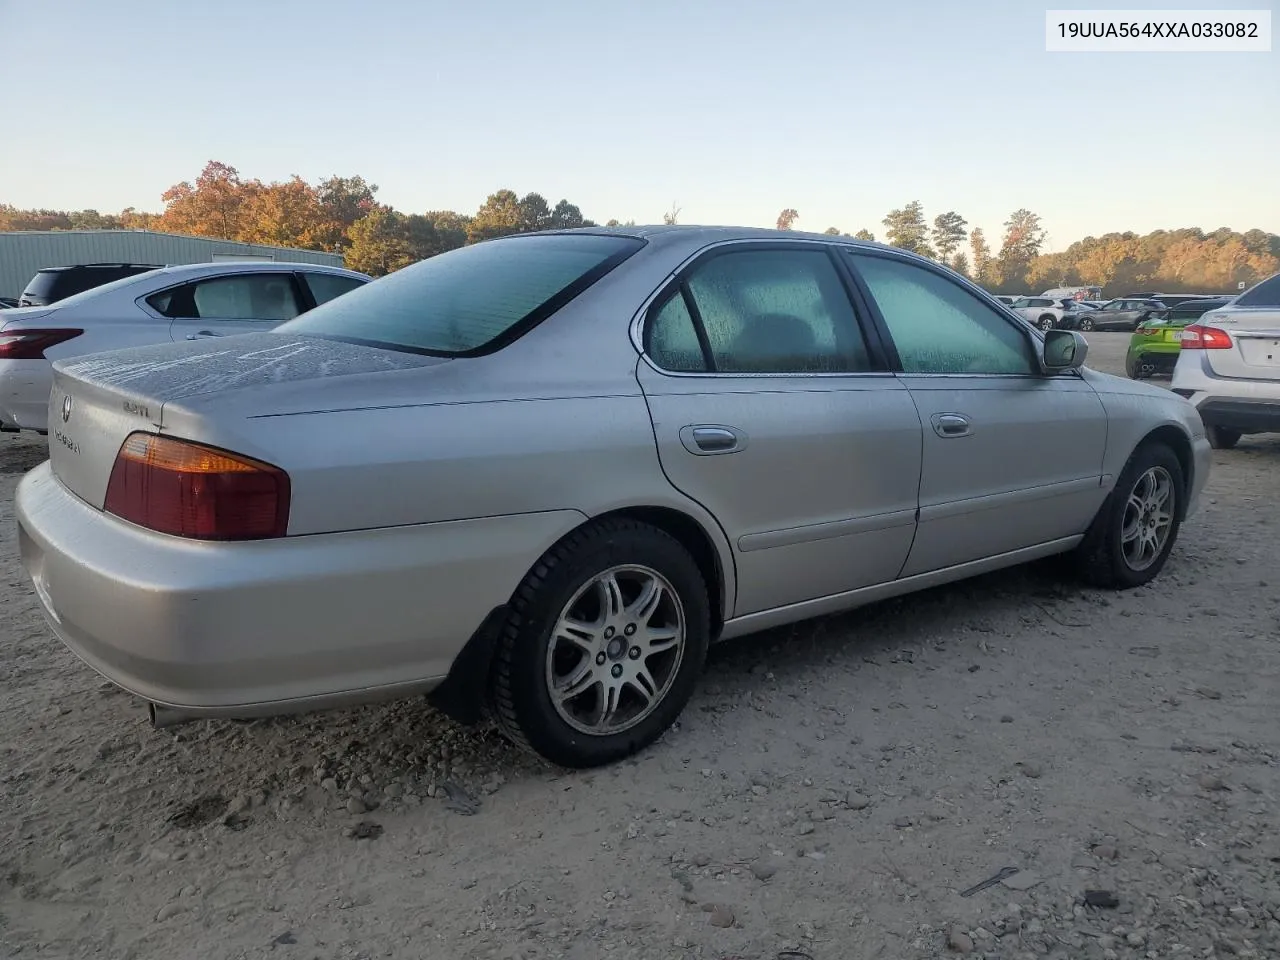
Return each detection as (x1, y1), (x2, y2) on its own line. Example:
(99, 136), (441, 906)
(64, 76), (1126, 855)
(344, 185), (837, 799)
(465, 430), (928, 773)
(1125, 296), (1235, 379)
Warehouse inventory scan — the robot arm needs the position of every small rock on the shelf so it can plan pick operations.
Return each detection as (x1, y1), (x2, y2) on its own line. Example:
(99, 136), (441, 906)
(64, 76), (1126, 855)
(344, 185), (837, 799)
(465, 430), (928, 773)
(1001, 871), (1042, 891)
(383, 782), (404, 799)
(750, 784), (768, 796)
(893, 816), (913, 829)
(796, 822), (816, 836)
(1195, 687), (1222, 700)
(272, 932), (297, 946)
(350, 821), (383, 840)
(1093, 844), (1119, 861)
(1126, 931), (1146, 947)
(708, 904), (735, 928)
(691, 853), (711, 868)
(1016, 762), (1043, 779)
(1000, 715), (1014, 724)
(1197, 773), (1230, 792)
(947, 928), (974, 953)
(1084, 889), (1120, 908)
(155, 902), (188, 922)
(846, 795), (871, 811)
(346, 798), (368, 815)
(320, 777), (338, 793)
(750, 859), (778, 881)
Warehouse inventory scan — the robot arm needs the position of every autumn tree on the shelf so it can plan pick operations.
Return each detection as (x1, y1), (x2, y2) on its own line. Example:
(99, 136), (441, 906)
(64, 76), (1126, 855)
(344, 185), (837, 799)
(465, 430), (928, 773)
(315, 175), (378, 252)
(468, 189), (523, 242)
(344, 207), (416, 276)
(932, 211), (968, 264)
(969, 228), (993, 286)
(950, 251), (970, 276)
(158, 161), (254, 239)
(238, 176), (326, 249)
(996, 209), (1047, 290)
(550, 199), (591, 230)
(882, 202), (934, 257)
(776, 208), (799, 231)
(854, 228), (876, 242)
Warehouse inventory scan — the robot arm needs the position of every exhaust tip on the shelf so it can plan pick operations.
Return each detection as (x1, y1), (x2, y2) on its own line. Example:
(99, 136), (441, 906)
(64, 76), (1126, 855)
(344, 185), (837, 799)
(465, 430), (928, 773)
(148, 701), (192, 729)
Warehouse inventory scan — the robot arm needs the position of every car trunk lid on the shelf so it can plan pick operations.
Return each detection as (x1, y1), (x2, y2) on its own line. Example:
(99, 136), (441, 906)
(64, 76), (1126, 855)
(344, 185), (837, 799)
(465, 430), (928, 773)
(48, 334), (448, 509)
(1199, 308), (1280, 381)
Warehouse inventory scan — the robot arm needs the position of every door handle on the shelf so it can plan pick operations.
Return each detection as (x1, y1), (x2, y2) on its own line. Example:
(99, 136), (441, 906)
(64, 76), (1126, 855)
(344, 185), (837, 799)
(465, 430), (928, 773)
(679, 425), (746, 456)
(931, 413), (972, 438)
(186, 330), (222, 340)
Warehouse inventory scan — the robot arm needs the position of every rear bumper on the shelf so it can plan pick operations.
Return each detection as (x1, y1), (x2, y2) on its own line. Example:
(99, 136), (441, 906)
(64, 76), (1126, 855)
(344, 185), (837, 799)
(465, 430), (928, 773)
(0, 359), (53, 432)
(16, 462), (584, 717)
(1195, 398), (1280, 434)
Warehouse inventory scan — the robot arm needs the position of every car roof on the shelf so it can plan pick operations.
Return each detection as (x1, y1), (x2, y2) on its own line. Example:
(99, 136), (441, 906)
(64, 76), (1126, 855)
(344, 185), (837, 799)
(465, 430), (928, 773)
(537, 224), (900, 257)
(142, 261), (370, 281)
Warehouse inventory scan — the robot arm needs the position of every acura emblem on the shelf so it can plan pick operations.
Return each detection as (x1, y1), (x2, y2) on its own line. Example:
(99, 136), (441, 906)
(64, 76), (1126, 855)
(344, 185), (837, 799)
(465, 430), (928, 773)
(61, 395), (72, 423)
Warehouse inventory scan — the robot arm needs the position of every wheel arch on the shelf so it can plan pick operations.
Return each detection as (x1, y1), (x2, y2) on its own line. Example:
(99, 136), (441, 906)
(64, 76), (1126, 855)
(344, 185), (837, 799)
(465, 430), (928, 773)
(1134, 424), (1194, 520)
(427, 503), (734, 726)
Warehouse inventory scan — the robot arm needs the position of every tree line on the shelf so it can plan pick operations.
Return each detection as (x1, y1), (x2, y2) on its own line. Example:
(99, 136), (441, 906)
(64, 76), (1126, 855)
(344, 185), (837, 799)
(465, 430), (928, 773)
(2, 161), (1276, 294)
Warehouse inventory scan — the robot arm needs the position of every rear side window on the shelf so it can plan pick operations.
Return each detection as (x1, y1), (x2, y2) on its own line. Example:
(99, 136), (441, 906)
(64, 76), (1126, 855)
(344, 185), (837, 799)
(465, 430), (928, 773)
(1234, 274), (1280, 308)
(277, 234), (644, 355)
(303, 272), (366, 307)
(148, 274), (301, 321)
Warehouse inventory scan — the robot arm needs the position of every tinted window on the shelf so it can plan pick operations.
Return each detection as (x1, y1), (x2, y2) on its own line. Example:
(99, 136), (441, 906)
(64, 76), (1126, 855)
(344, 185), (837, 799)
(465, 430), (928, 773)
(278, 234), (642, 355)
(303, 272), (366, 307)
(21, 265), (157, 305)
(150, 274), (301, 321)
(1234, 274), (1280, 308)
(648, 248), (871, 374)
(849, 253), (1035, 376)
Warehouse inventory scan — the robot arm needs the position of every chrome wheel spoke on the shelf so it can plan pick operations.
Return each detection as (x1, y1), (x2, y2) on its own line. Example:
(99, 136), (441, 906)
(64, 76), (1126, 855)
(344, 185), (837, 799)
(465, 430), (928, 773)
(1120, 465), (1176, 572)
(554, 616), (599, 654)
(628, 664), (658, 703)
(556, 662), (599, 702)
(640, 624), (679, 652)
(1121, 517), (1142, 544)
(627, 576), (664, 622)
(593, 681), (622, 728)
(596, 574), (625, 620)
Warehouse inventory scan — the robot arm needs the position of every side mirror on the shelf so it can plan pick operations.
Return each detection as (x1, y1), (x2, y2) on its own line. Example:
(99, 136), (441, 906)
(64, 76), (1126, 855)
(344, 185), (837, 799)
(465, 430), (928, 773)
(1042, 329), (1088, 373)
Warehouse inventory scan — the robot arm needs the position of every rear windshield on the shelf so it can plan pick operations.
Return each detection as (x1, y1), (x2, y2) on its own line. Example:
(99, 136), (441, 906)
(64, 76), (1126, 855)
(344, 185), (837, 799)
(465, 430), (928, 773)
(276, 233), (645, 356)
(1234, 274), (1280, 308)
(22, 265), (158, 304)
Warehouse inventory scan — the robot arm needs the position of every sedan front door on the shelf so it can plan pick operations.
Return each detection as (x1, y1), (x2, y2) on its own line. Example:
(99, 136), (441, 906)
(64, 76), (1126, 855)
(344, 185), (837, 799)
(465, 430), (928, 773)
(844, 250), (1109, 576)
(637, 243), (923, 617)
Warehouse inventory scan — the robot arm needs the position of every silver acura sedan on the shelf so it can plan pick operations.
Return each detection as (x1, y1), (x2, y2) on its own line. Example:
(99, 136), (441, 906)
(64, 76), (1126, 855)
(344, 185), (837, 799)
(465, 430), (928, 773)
(16, 226), (1211, 768)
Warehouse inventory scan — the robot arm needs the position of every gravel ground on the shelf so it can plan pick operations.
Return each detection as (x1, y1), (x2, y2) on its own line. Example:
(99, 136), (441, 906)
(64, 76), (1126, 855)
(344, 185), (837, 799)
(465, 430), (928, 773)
(2, 332), (1278, 960)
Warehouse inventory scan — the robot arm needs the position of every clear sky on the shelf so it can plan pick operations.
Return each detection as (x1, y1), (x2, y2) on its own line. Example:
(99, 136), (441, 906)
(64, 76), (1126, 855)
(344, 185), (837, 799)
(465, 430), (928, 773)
(1, 0), (1276, 249)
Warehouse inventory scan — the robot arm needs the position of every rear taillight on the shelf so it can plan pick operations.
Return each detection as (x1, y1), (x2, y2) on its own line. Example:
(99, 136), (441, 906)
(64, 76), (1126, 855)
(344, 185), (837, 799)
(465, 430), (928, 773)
(104, 433), (290, 540)
(1179, 324), (1233, 350)
(0, 328), (84, 359)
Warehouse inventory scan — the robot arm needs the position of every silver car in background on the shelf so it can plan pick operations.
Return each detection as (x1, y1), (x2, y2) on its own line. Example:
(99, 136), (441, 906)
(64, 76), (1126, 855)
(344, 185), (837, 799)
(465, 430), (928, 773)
(1171, 272), (1280, 448)
(16, 227), (1211, 768)
(0, 261), (370, 433)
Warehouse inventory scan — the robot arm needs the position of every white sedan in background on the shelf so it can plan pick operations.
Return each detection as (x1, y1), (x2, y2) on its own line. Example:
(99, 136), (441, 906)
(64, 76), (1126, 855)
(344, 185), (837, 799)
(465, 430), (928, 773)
(0, 261), (370, 433)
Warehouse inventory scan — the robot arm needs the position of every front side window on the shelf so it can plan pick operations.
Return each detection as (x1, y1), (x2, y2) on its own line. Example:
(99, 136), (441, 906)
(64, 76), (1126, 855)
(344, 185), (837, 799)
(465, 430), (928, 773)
(278, 234), (643, 355)
(646, 248), (871, 374)
(848, 253), (1036, 376)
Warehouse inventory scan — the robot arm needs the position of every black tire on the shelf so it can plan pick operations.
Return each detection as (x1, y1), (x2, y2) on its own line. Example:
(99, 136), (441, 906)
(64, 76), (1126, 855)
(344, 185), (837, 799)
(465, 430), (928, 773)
(1078, 316), (1095, 332)
(1072, 442), (1185, 589)
(1206, 426), (1241, 450)
(491, 518), (711, 768)
(1037, 315), (1055, 331)
(1125, 356), (1142, 379)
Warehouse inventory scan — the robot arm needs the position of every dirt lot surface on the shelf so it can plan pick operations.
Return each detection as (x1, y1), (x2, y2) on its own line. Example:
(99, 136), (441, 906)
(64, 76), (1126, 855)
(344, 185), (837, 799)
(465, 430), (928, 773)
(2, 332), (1277, 960)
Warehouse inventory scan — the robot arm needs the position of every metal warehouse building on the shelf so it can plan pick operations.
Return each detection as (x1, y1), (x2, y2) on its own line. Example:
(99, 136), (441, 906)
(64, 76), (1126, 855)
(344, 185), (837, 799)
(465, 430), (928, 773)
(0, 230), (344, 299)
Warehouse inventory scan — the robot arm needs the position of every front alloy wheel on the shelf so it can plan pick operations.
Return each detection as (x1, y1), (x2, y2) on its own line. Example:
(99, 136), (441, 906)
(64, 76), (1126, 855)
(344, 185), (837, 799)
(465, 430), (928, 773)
(1078, 316), (1095, 332)
(1072, 442), (1184, 588)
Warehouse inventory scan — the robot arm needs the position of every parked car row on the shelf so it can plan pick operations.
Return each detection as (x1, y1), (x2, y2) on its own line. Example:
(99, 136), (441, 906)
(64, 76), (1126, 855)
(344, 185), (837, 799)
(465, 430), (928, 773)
(0, 262), (371, 433)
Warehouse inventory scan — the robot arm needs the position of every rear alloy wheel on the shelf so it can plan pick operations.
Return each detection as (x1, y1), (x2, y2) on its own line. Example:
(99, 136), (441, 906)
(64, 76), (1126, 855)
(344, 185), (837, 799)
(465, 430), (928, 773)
(1038, 315), (1055, 331)
(491, 518), (710, 768)
(1078, 316), (1095, 332)
(1073, 442), (1184, 588)
(1206, 426), (1241, 450)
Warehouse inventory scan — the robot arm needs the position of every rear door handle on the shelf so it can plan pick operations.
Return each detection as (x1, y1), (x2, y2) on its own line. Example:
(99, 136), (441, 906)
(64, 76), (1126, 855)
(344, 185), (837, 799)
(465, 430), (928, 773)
(680, 425), (746, 455)
(186, 330), (222, 340)
(931, 413), (973, 438)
